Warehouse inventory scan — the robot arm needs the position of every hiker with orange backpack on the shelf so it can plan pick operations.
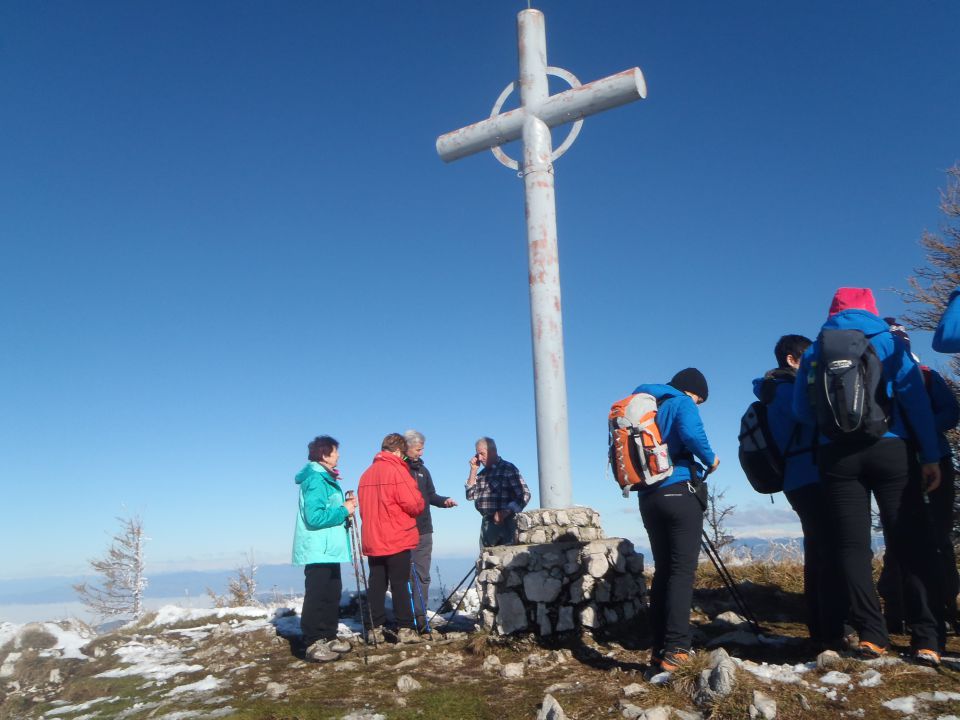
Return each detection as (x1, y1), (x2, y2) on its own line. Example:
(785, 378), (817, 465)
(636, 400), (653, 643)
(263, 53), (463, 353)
(630, 368), (718, 674)
(792, 288), (943, 666)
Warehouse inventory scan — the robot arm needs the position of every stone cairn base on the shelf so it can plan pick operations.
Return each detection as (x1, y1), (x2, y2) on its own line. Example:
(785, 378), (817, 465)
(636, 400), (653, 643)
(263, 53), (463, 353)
(477, 507), (647, 636)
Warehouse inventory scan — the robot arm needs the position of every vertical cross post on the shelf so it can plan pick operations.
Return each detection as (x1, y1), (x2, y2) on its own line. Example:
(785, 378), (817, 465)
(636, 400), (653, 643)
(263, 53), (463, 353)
(436, 9), (646, 509)
(518, 12), (570, 509)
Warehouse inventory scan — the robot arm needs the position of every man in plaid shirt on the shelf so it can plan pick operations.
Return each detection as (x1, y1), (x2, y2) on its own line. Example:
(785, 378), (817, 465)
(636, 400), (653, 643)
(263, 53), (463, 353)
(465, 437), (531, 546)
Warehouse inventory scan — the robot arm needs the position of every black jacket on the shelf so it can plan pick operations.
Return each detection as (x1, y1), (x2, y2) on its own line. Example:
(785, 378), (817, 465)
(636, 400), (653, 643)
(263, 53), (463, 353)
(406, 458), (449, 535)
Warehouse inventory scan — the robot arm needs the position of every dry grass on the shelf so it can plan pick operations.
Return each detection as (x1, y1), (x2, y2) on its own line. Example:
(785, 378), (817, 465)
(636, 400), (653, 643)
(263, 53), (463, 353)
(16, 627), (57, 652)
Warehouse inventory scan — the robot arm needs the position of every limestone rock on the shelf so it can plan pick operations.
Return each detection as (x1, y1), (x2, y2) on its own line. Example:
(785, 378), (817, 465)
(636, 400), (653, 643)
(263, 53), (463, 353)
(816, 650), (842, 670)
(712, 611), (748, 628)
(482, 655), (502, 672)
(537, 693), (567, 720)
(265, 682), (287, 698)
(585, 552), (610, 578)
(622, 682), (648, 697)
(555, 606), (575, 633)
(580, 603), (599, 629)
(537, 604), (553, 636)
(334, 661), (360, 672)
(694, 648), (737, 705)
(500, 662), (525, 679)
(495, 592), (528, 634)
(396, 675), (421, 692)
(749, 690), (776, 720)
(524, 571), (563, 602)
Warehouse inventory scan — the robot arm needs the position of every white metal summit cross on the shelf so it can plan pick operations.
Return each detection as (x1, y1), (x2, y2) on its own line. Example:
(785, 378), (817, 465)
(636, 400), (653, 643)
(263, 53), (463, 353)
(436, 9), (646, 509)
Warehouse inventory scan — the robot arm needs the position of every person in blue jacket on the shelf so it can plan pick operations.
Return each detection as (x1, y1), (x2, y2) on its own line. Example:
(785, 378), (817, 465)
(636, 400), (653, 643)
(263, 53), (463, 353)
(753, 334), (846, 647)
(633, 367), (718, 674)
(792, 288), (943, 665)
(292, 435), (358, 663)
(877, 320), (960, 649)
(932, 287), (960, 353)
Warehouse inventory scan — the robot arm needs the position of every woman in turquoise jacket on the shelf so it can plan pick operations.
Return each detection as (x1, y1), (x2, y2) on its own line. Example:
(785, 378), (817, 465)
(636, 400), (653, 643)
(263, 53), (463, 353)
(292, 435), (357, 663)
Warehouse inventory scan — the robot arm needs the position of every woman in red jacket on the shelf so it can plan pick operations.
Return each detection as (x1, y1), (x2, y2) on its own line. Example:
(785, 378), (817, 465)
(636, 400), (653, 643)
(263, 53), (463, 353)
(358, 433), (425, 643)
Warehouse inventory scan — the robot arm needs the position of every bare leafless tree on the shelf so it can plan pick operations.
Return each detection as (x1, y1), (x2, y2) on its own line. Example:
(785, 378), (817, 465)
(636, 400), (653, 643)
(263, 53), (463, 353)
(74, 515), (147, 619)
(207, 551), (260, 608)
(704, 484), (735, 556)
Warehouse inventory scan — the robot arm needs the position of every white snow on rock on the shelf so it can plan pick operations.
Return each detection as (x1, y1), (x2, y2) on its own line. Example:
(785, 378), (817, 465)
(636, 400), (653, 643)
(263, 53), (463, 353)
(819, 671), (851, 685)
(882, 696), (917, 714)
(96, 641), (203, 681)
(858, 669), (882, 688)
(165, 674), (223, 696)
(917, 691), (960, 702)
(734, 658), (810, 684)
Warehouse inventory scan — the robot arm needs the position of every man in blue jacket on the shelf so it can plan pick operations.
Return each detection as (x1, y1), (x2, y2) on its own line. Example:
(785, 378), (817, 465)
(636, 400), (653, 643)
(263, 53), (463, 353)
(877, 320), (960, 649)
(753, 334), (846, 647)
(633, 367), (718, 673)
(793, 288), (943, 665)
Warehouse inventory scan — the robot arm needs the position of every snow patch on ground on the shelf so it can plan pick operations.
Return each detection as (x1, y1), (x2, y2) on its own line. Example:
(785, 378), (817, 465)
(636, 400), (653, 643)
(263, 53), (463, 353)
(883, 696), (917, 714)
(165, 674), (223, 696)
(96, 641), (203, 681)
(148, 605), (271, 628)
(43, 696), (115, 717)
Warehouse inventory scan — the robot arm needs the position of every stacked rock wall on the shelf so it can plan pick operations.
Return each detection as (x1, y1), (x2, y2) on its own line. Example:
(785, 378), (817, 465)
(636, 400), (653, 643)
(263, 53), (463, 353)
(477, 508), (647, 636)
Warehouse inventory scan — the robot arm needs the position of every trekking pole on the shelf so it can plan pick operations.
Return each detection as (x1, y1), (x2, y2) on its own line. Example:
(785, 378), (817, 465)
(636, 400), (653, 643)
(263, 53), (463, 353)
(411, 561), (432, 635)
(345, 517), (369, 665)
(443, 565), (479, 621)
(407, 577), (419, 634)
(348, 517), (378, 649)
(437, 563), (478, 615)
(700, 531), (763, 634)
(692, 462), (764, 635)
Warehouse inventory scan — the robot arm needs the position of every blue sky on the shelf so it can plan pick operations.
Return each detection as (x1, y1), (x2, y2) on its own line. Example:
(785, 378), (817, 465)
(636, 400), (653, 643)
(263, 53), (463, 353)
(2, 1), (958, 581)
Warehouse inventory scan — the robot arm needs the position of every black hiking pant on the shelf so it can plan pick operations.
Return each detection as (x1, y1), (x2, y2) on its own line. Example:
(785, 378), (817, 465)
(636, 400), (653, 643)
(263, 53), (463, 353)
(640, 481), (704, 655)
(301, 562), (342, 646)
(785, 482), (847, 643)
(819, 437), (939, 651)
(368, 550), (414, 630)
(877, 456), (957, 649)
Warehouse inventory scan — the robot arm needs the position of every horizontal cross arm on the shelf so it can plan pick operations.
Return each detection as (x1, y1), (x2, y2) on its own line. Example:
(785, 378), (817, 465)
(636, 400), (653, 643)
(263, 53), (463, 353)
(436, 67), (646, 164)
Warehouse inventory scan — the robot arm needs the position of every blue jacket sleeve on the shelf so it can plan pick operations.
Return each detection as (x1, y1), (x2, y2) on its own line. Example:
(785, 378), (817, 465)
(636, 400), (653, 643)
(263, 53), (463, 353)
(792, 346), (816, 427)
(301, 477), (349, 530)
(933, 288), (960, 353)
(675, 398), (717, 468)
(927, 369), (960, 433)
(887, 341), (940, 464)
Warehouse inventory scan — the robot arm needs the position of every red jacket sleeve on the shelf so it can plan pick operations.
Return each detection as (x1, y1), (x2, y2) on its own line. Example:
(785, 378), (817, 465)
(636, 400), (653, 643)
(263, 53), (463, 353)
(395, 467), (425, 518)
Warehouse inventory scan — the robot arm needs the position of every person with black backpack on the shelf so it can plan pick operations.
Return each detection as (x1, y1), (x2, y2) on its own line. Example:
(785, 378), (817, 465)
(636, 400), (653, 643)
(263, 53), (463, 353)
(749, 334), (847, 647)
(792, 288), (943, 666)
(632, 368), (719, 674)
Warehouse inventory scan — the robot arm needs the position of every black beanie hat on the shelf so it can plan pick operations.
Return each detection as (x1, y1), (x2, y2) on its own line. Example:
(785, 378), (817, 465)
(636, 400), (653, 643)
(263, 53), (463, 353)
(669, 367), (709, 402)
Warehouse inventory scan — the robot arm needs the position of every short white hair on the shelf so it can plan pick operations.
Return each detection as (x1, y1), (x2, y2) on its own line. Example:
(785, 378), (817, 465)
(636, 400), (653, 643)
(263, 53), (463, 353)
(404, 429), (425, 447)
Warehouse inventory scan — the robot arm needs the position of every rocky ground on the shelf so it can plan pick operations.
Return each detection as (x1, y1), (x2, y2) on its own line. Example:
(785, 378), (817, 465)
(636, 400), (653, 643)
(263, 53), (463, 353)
(2, 583), (959, 720)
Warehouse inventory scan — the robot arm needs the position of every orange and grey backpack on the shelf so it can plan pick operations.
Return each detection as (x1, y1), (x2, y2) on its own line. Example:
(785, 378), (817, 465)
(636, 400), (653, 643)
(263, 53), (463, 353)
(608, 393), (673, 497)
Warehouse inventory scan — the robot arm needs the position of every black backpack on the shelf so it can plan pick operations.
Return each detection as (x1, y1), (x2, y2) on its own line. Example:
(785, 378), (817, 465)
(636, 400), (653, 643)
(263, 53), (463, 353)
(738, 399), (792, 494)
(809, 328), (890, 441)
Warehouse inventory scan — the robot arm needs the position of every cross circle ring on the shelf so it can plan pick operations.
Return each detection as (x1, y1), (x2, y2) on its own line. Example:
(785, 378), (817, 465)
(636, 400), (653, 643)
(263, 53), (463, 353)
(489, 66), (584, 172)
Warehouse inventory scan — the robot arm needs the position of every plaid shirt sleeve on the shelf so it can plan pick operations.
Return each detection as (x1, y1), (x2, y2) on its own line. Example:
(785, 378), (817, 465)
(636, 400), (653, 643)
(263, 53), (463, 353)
(503, 462), (530, 514)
